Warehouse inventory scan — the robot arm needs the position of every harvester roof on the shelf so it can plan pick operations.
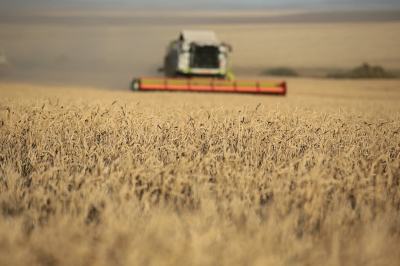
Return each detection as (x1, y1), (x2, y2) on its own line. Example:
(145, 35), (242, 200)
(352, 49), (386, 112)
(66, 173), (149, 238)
(179, 30), (219, 45)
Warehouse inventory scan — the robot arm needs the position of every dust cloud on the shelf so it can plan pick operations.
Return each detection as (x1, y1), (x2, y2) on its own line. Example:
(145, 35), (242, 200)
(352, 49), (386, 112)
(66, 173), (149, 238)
(0, 12), (178, 90)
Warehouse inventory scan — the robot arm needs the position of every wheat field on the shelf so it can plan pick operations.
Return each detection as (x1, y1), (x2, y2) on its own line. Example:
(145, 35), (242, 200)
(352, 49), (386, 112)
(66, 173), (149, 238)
(1, 80), (400, 266)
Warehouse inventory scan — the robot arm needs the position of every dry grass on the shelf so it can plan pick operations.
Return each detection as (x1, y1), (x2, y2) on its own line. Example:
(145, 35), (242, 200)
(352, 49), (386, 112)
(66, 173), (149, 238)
(210, 22), (400, 73)
(1, 80), (400, 266)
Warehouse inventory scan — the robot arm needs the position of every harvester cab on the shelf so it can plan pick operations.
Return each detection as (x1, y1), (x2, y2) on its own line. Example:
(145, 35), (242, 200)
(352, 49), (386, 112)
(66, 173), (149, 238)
(163, 30), (232, 79)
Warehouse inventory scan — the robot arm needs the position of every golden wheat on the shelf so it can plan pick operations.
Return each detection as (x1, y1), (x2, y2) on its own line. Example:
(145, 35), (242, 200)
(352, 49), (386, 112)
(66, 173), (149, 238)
(0, 81), (399, 266)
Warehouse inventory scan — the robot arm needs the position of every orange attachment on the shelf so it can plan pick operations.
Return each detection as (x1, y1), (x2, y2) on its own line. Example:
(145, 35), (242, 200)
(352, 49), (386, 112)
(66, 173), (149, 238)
(136, 77), (286, 95)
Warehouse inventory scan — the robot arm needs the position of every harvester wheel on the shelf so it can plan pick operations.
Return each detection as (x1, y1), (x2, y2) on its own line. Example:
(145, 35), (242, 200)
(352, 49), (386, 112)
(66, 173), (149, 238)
(131, 79), (140, 91)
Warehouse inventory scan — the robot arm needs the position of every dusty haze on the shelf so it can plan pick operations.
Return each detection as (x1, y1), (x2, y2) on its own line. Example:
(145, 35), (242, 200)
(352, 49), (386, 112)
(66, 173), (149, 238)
(1, 10), (400, 90)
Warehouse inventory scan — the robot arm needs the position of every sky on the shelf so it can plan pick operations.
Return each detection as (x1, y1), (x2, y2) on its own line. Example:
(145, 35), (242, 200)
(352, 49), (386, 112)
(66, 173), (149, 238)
(1, 0), (400, 11)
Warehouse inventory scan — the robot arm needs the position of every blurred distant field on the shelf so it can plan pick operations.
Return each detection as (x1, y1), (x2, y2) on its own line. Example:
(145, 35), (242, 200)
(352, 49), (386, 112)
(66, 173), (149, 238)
(0, 10), (400, 89)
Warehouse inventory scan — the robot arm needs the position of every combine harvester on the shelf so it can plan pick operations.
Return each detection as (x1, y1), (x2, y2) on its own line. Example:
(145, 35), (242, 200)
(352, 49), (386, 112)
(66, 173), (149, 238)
(131, 30), (286, 96)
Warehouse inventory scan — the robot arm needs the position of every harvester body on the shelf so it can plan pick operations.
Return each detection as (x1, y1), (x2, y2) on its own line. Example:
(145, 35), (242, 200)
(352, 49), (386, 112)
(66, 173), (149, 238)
(164, 30), (231, 79)
(131, 30), (286, 96)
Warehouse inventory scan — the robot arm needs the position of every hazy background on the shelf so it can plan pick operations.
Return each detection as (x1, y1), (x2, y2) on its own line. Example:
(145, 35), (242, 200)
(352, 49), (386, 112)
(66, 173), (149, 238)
(2, 0), (400, 11)
(1, 0), (400, 90)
